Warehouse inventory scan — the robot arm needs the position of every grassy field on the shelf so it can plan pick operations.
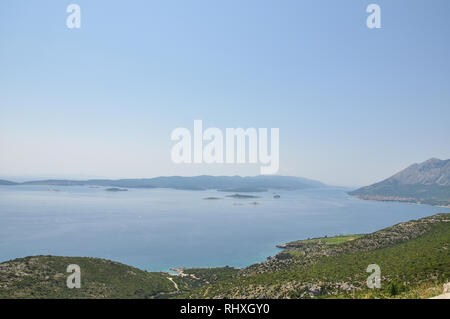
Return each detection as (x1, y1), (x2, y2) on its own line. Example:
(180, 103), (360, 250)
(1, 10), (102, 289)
(286, 234), (364, 246)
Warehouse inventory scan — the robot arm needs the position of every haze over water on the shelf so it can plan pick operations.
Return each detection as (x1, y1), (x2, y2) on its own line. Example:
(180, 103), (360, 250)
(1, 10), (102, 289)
(1, 185), (448, 272)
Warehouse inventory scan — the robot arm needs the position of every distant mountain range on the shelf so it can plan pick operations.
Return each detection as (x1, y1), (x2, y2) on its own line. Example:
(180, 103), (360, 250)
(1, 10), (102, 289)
(0, 175), (325, 192)
(349, 158), (450, 206)
(0, 179), (18, 185)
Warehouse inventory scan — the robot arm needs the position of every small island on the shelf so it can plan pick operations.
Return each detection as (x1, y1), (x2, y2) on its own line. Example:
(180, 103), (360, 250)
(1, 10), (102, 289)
(226, 193), (260, 199)
(105, 187), (128, 192)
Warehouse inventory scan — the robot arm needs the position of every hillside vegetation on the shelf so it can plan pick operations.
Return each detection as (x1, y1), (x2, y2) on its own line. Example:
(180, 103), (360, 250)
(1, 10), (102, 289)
(0, 256), (178, 298)
(181, 213), (450, 298)
(0, 256), (239, 299)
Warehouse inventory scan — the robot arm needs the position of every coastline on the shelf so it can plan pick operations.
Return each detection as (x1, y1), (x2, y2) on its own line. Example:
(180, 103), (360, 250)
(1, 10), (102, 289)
(2, 212), (448, 299)
(351, 194), (450, 208)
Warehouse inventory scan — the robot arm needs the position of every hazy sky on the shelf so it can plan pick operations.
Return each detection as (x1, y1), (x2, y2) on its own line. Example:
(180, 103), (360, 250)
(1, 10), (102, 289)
(1, 0), (449, 186)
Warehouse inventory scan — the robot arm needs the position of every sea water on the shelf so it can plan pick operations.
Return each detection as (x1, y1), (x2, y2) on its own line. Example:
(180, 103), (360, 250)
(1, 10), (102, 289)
(0, 185), (448, 271)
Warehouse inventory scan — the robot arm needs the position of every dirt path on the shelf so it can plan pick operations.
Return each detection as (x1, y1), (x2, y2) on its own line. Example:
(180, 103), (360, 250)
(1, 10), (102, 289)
(167, 277), (179, 291)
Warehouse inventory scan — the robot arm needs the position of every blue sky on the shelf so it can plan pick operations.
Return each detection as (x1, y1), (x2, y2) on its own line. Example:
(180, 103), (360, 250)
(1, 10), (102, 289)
(0, 0), (449, 186)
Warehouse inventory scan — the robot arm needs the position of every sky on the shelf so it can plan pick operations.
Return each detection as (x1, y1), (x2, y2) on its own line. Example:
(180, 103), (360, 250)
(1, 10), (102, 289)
(0, 0), (449, 186)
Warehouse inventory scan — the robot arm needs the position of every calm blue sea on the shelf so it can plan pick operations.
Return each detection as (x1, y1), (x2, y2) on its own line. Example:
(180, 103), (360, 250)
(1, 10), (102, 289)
(0, 185), (448, 271)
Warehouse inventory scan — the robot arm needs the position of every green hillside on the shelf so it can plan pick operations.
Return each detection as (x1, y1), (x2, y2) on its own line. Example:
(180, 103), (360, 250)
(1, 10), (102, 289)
(181, 213), (450, 299)
(0, 256), (239, 299)
(0, 256), (178, 298)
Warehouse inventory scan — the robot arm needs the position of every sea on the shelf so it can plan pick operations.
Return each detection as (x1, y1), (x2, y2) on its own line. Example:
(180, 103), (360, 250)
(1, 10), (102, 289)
(1, 185), (448, 271)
